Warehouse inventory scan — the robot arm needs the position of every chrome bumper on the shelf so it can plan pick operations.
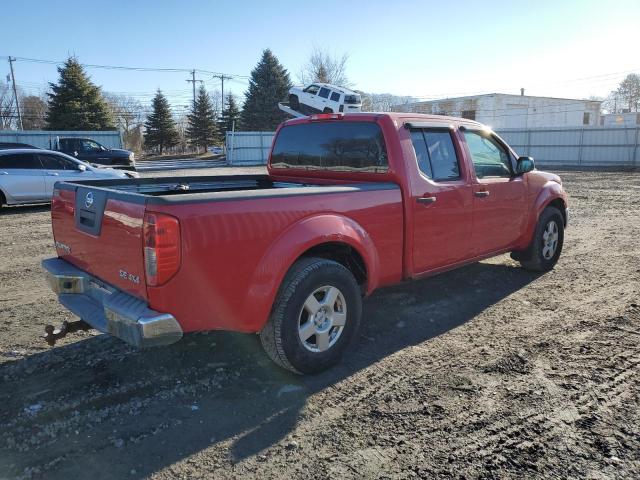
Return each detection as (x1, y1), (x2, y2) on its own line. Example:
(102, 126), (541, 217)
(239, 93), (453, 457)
(42, 258), (183, 348)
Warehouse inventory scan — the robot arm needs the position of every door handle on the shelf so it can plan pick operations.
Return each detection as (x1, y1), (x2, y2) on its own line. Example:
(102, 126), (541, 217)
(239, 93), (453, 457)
(417, 196), (437, 204)
(474, 190), (490, 198)
(47, 172), (59, 176)
(0, 171), (8, 175)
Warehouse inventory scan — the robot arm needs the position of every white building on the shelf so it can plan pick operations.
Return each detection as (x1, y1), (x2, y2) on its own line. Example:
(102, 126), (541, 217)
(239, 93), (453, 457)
(392, 92), (602, 129)
(600, 112), (640, 127)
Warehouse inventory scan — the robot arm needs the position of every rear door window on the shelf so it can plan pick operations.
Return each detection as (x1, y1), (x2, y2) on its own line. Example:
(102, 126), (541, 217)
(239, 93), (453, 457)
(330, 92), (341, 102)
(319, 87), (331, 99)
(271, 121), (388, 172)
(0, 153), (41, 169)
(410, 129), (460, 181)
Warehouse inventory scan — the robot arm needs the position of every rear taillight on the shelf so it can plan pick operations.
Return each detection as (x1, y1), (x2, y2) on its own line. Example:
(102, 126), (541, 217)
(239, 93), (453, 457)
(143, 212), (181, 286)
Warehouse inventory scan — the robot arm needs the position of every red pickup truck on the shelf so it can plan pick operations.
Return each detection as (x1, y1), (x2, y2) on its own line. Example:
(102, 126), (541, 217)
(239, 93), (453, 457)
(43, 113), (568, 374)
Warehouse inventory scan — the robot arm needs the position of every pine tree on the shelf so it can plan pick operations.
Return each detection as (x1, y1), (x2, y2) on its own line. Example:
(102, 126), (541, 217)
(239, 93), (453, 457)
(186, 85), (218, 152)
(217, 93), (241, 136)
(144, 90), (179, 154)
(46, 57), (115, 130)
(241, 49), (292, 131)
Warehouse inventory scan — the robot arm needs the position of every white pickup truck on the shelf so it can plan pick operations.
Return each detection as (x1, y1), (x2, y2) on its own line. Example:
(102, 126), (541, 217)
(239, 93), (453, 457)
(288, 83), (362, 114)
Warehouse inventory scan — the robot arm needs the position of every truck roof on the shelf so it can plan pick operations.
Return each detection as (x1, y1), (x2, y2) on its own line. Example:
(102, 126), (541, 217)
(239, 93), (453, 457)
(282, 112), (487, 129)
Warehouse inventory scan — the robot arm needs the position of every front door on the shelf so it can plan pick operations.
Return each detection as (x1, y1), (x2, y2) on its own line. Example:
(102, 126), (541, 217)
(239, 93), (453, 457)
(462, 130), (527, 256)
(38, 153), (86, 196)
(410, 128), (473, 274)
(77, 139), (111, 165)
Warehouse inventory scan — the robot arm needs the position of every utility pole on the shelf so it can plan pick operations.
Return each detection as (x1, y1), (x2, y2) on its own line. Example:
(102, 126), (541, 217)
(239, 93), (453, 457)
(212, 74), (232, 115)
(186, 70), (203, 107)
(8, 57), (23, 130)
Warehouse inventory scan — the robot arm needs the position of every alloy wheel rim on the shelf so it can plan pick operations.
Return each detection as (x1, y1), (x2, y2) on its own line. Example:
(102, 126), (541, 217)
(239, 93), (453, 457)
(298, 285), (347, 353)
(542, 220), (559, 260)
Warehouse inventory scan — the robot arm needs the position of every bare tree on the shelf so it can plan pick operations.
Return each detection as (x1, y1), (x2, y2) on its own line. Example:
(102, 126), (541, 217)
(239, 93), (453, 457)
(359, 92), (419, 112)
(21, 95), (48, 130)
(298, 47), (351, 87)
(0, 80), (18, 129)
(104, 93), (146, 150)
(616, 73), (640, 112)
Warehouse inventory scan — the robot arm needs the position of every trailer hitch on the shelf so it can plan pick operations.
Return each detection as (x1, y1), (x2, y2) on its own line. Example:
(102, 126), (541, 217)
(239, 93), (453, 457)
(43, 320), (92, 346)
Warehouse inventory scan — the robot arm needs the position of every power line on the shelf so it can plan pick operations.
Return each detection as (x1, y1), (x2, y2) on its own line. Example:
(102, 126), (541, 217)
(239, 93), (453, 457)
(1, 55), (250, 79)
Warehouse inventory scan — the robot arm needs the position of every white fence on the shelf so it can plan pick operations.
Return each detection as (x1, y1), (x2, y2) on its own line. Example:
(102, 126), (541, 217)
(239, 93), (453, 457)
(226, 126), (640, 169)
(225, 131), (274, 165)
(496, 126), (640, 169)
(0, 130), (123, 150)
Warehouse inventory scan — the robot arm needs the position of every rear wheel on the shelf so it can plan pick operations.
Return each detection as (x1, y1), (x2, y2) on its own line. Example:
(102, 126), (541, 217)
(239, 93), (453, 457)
(289, 94), (300, 110)
(0, 190), (5, 210)
(518, 206), (564, 272)
(323, 107), (333, 113)
(259, 257), (362, 374)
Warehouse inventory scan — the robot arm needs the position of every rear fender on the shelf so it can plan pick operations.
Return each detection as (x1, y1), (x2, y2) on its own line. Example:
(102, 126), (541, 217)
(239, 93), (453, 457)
(245, 214), (380, 331)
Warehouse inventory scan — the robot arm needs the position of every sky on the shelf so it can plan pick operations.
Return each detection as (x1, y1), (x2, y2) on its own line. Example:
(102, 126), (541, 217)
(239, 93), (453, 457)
(3, 0), (640, 112)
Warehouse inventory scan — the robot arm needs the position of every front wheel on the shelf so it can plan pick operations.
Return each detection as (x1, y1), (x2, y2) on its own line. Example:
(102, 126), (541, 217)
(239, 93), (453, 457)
(518, 206), (564, 272)
(289, 94), (300, 110)
(259, 257), (362, 374)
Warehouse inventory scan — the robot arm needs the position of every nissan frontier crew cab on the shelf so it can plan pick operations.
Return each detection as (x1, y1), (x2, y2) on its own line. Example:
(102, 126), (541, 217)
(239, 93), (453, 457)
(42, 113), (568, 374)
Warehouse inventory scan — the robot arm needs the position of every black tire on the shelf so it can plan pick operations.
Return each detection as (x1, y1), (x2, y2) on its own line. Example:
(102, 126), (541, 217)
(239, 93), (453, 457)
(518, 206), (564, 272)
(289, 94), (300, 110)
(323, 107), (333, 113)
(0, 190), (5, 209)
(259, 257), (362, 374)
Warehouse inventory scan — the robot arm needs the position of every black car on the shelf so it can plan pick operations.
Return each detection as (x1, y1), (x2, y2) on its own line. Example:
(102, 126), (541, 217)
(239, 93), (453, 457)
(56, 137), (135, 168)
(0, 142), (38, 150)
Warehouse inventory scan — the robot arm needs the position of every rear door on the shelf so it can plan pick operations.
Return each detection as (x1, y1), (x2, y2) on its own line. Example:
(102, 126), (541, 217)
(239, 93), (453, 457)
(462, 129), (527, 255)
(0, 152), (46, 202)
(409, 127), (474, 273)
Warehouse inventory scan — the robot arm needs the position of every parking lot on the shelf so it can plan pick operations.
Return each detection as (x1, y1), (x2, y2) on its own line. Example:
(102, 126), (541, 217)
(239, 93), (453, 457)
(0, 168), (639, 479)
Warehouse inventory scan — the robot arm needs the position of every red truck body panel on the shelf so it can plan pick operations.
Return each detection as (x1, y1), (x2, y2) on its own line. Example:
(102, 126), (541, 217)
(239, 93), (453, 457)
(48, 112), (568, 338)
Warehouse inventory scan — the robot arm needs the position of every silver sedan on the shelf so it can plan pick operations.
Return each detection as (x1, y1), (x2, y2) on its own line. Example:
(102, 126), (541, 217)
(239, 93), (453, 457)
(0, 149), (137, 207)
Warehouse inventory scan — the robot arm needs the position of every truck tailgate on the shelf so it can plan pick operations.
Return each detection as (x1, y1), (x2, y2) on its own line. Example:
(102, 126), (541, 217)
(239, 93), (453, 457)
(51, 183), (148, 300)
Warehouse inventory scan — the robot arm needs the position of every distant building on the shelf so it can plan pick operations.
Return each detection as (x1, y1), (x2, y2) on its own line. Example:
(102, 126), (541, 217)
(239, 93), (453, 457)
(600, 112), (640, 127)
(392, 92), (602, 129)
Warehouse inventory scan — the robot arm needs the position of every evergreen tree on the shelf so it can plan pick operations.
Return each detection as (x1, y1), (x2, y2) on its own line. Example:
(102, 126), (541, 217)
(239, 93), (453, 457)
(241, 49), (292, 131)
(186, 85), (218, 152)
(217, 93), (241, 136)
(46, 57), (114, 130)
(144, 90), (179, 154)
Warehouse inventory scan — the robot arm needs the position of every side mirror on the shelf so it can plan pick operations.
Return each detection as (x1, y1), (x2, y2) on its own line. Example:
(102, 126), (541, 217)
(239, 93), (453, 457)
(516, 156), (535, 175)
(77, 164), (87, 172)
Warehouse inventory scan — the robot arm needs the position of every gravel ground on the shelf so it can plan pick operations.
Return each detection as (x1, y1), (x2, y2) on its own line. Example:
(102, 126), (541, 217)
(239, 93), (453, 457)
(0, 169), (638, 479)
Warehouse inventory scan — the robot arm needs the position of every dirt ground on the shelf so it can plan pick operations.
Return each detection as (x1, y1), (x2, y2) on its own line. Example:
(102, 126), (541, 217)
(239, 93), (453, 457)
(0, 169), (638, 479)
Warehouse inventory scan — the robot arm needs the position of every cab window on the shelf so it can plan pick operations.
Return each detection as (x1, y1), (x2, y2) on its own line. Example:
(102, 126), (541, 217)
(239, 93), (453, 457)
(80, 140), (102, 152)
(410, 129), (460, 181)
(303, 84), (320, 95)
(463, 131), (512, 178)
(39, 153), (74, 170)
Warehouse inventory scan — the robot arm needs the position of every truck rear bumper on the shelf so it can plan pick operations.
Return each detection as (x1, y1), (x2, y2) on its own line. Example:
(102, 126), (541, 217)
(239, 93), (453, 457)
(42, 258), (183, 348)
